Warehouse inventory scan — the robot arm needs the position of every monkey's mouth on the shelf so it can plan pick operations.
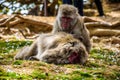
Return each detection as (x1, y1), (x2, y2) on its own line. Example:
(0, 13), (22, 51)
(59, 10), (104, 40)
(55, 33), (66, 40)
(61, 17), (72, 29)
(68, 52), (80, 64)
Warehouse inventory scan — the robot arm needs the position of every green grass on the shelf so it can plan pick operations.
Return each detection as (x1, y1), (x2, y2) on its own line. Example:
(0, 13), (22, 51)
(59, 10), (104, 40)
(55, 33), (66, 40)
(0, 40), (32, 53)
(31, 70), (47, 79)
(0, 40), (120, 80)
(0, 66), (30, 79)
(13, 60), (23, 65)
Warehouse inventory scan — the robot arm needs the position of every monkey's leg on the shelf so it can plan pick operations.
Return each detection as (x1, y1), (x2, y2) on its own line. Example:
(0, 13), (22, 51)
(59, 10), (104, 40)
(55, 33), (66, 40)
(28, 34), (53, 61)
(24, 40), (38, 59)
(14, 46), (29, 60)
(14, 40), (37, 60)
(29, 35), (46, 60)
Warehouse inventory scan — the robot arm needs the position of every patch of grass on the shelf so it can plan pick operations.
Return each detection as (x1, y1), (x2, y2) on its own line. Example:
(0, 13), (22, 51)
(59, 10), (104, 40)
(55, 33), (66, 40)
(0, 40), (120, 80)
(0, 67), (6, 76)
(30, 70), (47, 79)
(0, 40), (32, 53)
(87, 62), (101, 67)
(115, 72), (120, 80)
(0, 72), (31, 79)
(0, 66), (31, 79)
(90, 49), (118, 65)
(73, 70), (92, 77)
(0, 40), (32, 65)
(53, 74), (70, 80)
(13, 60), (23, 65)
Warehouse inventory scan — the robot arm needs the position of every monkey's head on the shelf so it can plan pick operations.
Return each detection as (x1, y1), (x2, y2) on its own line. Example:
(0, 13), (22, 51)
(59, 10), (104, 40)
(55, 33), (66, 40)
(68, 48), (88, 64)
(57, 4), (80, 32)
(60, 40), (88, 64)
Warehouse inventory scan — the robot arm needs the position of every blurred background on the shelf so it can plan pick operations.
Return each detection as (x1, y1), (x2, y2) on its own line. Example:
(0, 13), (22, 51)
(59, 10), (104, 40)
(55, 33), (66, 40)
(0, 0), (120, 16)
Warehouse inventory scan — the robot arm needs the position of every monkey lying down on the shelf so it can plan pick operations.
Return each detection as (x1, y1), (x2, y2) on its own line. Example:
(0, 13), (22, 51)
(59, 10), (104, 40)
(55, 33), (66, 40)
(14, 32), (88, 64)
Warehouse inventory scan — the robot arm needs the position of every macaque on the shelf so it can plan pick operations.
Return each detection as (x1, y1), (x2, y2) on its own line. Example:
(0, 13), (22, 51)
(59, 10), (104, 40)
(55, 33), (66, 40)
(52, 4), (91, 53)
(14, 32), (88, 64)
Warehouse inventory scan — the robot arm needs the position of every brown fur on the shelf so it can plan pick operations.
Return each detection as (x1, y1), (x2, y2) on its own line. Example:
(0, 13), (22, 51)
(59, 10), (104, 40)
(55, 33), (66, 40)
(14, 32), (88, 64)
(52, 4), (91, 53)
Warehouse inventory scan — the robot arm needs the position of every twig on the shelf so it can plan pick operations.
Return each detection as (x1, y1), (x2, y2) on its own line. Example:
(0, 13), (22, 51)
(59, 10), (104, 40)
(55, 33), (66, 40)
(0, 14), (53, 27)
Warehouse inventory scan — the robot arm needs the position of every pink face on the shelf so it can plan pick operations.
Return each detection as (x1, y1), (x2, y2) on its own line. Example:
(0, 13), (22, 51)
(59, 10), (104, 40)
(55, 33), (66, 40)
(60, 17), (73, 31)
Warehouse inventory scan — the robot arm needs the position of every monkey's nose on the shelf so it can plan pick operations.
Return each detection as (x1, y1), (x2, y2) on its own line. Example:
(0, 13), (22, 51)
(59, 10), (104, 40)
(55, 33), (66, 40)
(63, 12), (67, 15)
(63, 11), (71, 16)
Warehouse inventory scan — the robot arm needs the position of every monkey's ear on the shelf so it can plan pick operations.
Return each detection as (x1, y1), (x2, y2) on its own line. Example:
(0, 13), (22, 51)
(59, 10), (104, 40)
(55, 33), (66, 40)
(75, 8), (78, 14)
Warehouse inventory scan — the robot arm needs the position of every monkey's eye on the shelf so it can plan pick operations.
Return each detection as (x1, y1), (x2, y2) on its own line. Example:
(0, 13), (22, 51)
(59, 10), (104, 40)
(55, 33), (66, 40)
(61, 17), (72, 22)
(63, 11), (71, 15)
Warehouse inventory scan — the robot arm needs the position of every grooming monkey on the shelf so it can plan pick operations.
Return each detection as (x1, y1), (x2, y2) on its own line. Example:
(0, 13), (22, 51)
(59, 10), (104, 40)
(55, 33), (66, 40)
(52, 4), (91, 53)
(14, 32), (88, 64)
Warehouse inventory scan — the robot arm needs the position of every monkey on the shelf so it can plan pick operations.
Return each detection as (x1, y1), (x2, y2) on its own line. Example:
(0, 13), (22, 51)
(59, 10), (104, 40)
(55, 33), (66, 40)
(52, 4), (91, 53)
(14, 32), (88, 64)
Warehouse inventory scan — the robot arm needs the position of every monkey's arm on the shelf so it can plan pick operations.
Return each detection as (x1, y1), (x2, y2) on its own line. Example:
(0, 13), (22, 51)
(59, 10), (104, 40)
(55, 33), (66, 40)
(73, 18), (91, 53)
(14, 40), (38, 60)
(14, 46), (29, 60)
(52, 19), (61, 34)
(81, 25), (91, 53)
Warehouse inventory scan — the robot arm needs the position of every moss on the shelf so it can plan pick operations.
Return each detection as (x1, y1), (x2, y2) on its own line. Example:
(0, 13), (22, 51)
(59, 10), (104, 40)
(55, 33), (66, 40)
(31, 70), (47, 79)
(13, 60), (23, 65)
(53, 74), (70, 80)
(72, 70), (92, 78)
(90, 49), (118, 65)
(0, 67), (6, 76)
(0, 40), (32, 53)
(0, 41), (120, 80)
(0, 66), (30, 79)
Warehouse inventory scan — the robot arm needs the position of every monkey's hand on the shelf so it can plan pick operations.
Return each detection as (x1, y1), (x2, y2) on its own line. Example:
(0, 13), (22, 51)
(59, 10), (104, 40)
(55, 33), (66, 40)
(72, 34), (83, 41)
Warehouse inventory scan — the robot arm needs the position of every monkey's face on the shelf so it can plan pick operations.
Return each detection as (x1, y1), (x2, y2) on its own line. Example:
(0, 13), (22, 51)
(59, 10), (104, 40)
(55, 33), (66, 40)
(58, 4), (78, 32)
(61, 41), (86, 64)
(68, 52), (81, 64)
(60, 17), (73, 30)
(68, 47), (87, 64)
